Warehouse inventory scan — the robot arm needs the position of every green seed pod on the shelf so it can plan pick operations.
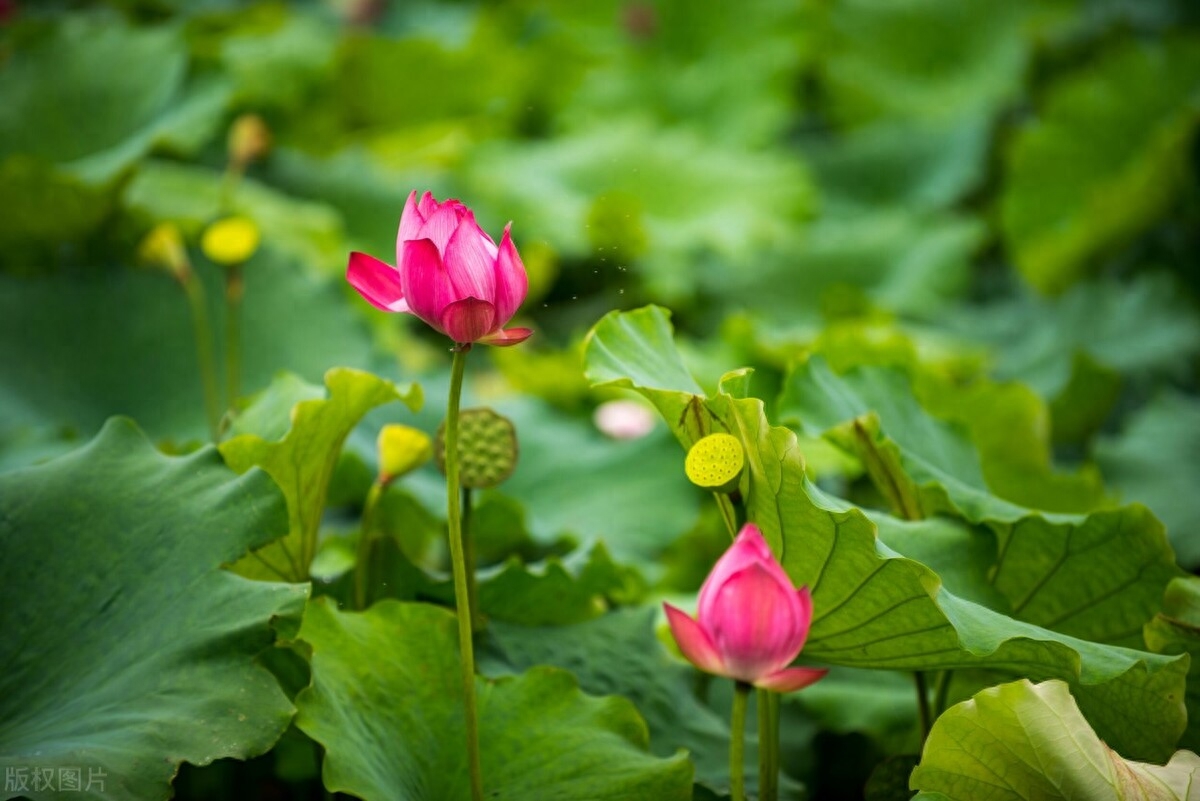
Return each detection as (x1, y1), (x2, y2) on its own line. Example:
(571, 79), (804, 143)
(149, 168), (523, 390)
(435, 408), (518, 489)
(685, 433), (744, 493)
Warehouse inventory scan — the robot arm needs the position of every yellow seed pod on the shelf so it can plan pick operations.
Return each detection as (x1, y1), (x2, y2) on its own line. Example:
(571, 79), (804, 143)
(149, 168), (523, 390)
(685, 433), (744, 493)
(138, 222), (189, 278)
(377, 424), (433, 484)
(201, 216), (260, 267)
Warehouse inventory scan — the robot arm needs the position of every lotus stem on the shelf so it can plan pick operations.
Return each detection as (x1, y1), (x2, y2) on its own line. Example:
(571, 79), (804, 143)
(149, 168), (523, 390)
(179, 268), (221, 443)
(224, 264), (243, 414)
(445, 345), (484, 801)
(758, 688), (780, 801)
(730, 680), (751, 801)
(353, 481), (385, 611)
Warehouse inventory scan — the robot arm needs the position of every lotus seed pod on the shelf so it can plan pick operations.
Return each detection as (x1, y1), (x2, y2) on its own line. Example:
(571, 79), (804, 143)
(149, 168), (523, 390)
(685, 433), (744, 493)
(435, 408), (518, 489)
(202, 216), (260, 267)
(377, 424), (433, 485)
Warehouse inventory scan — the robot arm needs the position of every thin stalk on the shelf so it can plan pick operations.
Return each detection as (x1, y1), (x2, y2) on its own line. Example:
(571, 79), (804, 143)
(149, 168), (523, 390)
(224, 264), (243, 414)
(715, 492), (739, 539)
(757, 688), (780, 801)
(353, 481), (385, 611)
(179, 268), (221, 442)
(461, 487), (481, 633)
(445, 346), (484, 801)
(851, 420), (922, 521)
(914, 671), (931, 748)
(933, 669), (953, 717)
(730, 681), (751, 801)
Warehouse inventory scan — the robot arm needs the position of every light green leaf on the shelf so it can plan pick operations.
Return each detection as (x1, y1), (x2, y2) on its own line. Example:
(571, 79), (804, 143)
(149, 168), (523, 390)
(584, 306), (1188, 760)
(0, 15), (228, 183)
(815, 0), (1032, 126)
(1001, 36), (1200, 292)
(957, 275), (1200, 400)
(1145, 577), (1200, 752)
(294, 599), (693, 800)
(911, 679), (1200, 800)
(0, 419), (307, 801)
(1097, 393), (1200, 567)
(463, 119), (814, 299)
(220, 369), (421, 582)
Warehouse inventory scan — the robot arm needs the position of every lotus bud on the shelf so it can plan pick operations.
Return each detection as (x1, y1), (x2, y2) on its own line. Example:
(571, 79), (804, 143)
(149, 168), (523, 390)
(377, 424), (433, 485)
(227, 113), (271, 170)
(664, 523), (827, 692)
(138, 222), (190, 280)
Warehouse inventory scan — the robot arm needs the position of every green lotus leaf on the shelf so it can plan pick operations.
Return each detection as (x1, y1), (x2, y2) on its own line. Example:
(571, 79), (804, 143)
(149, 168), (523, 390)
(1000, 36), (1200, 292)
(294, 599), (693, 800)
(911, 679), (1200, 800)
(1145, 577), (1200, 752)
(220, 368), (422, 582)
(0, 418), (307, 801)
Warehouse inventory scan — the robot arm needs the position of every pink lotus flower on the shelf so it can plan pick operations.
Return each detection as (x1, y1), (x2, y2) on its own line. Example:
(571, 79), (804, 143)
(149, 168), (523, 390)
(347, 191), (532, 347)
(664, 523), (827, 692)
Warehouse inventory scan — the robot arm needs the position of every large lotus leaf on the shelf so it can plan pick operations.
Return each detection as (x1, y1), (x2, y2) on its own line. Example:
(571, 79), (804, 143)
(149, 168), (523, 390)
(0, 251), (376, 457)
(1145, 578), (1200, 752)
(0, 14), (228, 183)
(461, 119), (813, 299)
(1001, 36), (1200, 293)
(0, 419), (307, 801)
(1096, 393), (1200, 568)
(779, 357), (1179, 649)
(294, 599), (693, 800)
(218, 7), (338, 111)
(814, 0), (1033, 126)
(910, 679), (1200, 801)
(220, 369), (421, 582)
(482, 606), (790, 798)
(583, 306), (1188, 761)
(804, 116), (991, 214)
(955, 275), (1200, 401)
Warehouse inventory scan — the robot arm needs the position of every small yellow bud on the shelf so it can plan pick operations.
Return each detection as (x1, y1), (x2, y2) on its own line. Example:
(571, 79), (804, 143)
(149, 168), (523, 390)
(685, 433), (745, 493)
(138, 222), (189, 279)
(227, 113), (271, 169)
(201, 216), (260, 267)
(377, 424), (433, 484)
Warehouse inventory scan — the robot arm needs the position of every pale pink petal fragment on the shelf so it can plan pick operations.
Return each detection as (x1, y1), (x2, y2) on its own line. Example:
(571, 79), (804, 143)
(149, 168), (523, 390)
(755, 667), (828, 694)
(492, 224), (529, 325)
(346, 251), (405, 312)
(698, 523), (776, 623)
(417, 204), (463, 252)
(440, 298), (497, 344)
(417, 191), (438, 217)
(397, 190), (424, 254)
(442, 215), (497, 300)
(707, 563), (803, 681)
(663, 604), (725, 675)
(399, 238), (458, 329)
(478, 327), (533, 347)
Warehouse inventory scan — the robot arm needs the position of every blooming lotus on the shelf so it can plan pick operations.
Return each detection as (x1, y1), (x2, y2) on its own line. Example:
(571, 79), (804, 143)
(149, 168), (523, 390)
(347, 191), (532, 347)
(664, 523), (827, 692)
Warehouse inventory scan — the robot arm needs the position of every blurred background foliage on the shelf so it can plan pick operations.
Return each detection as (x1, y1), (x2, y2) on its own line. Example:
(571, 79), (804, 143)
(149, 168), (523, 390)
(1, 0), (1200, 797)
